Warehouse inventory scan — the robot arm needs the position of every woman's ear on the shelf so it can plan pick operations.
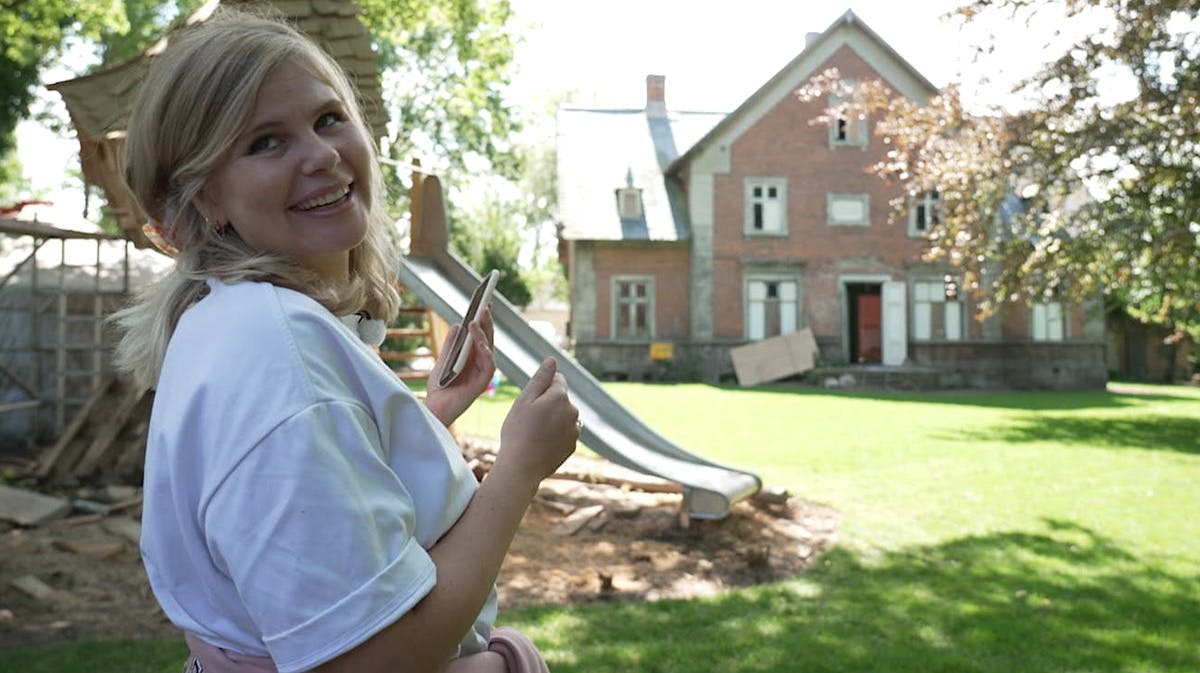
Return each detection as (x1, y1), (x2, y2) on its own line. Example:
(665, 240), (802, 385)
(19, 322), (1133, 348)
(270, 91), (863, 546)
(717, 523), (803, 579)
(192, 187), (226, 229)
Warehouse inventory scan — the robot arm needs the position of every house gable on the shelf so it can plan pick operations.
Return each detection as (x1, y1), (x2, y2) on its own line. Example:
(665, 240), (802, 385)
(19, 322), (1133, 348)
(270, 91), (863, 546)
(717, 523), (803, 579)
(675, 10), (937, 177)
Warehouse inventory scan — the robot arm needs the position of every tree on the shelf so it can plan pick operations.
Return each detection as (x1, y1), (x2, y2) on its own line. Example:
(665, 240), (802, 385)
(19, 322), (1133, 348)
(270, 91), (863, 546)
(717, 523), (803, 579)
(447, 180), (533, 308)
(8, 0), (528, 284)
(358, 0), (521, 212)
(800, 0), (1200, 345)
(0, 0), (125, 187)
(95, 0), (204, 67)
(966, 0), (1200, 343)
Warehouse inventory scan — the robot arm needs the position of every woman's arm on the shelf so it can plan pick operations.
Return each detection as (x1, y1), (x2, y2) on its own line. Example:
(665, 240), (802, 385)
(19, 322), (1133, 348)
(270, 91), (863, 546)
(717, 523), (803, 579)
(313, 357), (578, 673)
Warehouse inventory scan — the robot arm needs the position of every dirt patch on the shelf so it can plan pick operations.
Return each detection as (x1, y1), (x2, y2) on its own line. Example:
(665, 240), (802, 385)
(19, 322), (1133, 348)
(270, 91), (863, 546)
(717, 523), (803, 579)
(0, 443), (839, 649)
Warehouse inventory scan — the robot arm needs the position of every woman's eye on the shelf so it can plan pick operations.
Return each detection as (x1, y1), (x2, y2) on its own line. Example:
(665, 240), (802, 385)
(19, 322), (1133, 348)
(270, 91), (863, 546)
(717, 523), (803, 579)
(248, 135), (280, 154)
(316, 112), (345, 130)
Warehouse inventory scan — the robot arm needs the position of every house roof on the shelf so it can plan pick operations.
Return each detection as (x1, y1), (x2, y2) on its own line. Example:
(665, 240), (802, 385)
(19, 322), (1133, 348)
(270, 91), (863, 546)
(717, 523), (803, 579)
(669, 9), (938, 175)
(556, 106), (724, 242)
(557, 9), (938, 243)
(45, 0), (385, 247)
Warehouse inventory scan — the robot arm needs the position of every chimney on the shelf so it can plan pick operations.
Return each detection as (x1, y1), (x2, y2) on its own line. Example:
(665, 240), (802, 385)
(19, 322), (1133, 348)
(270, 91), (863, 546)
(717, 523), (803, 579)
(646, 74), (666, 118)
(805, 32), (821, 49)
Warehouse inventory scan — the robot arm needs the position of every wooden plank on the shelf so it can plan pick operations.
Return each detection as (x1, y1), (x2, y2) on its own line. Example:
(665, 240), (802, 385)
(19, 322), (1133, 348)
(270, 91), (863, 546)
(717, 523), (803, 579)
(34, 374), (113, 479)
(379, 352), (425, 362)
(51, 538), (125, 558)
(113, 395), (153, 476)
(71, 383), (146, 478)
(0, 484), (71, 526)
(0, 399), (40, 414)
(10, 574), (57, 601)
(385, 327), (431, 338)
(553, 505), (605, 536)
(102, 516), (142, 545)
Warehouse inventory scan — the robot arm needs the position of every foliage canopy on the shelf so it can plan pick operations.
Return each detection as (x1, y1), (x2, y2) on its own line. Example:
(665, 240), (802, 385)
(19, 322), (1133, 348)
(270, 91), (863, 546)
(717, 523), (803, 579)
(801, 0), (1199, 342)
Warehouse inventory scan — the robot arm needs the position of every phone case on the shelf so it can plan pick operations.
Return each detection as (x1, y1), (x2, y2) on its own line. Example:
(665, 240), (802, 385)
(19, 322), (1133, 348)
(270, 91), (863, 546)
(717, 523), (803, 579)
(439, 269), (499, 386)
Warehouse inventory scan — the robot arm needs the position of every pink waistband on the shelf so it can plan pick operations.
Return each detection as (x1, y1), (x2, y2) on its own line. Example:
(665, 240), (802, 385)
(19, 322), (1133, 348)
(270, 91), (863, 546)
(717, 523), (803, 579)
(183, 627), (549, 673)
(183, 633), (276, 673)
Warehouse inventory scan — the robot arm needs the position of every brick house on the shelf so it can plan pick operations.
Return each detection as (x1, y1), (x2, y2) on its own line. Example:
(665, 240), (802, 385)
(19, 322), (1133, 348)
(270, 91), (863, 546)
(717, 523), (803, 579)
(557, 10), (1107, 389)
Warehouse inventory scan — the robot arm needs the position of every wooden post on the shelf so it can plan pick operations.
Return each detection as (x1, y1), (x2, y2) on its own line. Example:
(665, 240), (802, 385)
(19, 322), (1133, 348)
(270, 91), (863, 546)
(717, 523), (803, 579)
(408, 162), (450, 260)
(408, 158), (423, 253)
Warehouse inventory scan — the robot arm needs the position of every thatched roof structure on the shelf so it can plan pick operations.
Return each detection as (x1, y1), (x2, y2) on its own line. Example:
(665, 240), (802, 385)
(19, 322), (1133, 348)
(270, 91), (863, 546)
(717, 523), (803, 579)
(47, 0), (386, 247)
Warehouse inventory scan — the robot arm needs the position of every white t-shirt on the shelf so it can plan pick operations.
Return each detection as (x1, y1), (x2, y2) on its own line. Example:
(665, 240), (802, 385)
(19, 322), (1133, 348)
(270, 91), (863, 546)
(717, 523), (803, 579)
(141, 279), (496, 673)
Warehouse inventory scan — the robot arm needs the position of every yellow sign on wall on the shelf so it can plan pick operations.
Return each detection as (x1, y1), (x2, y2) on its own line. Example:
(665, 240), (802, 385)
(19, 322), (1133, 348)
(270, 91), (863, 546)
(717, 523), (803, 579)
(649, 342), (674, 361)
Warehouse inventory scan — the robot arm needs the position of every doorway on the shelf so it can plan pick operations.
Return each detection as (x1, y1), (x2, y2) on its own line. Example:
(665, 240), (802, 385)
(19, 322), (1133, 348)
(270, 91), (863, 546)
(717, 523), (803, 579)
(847, 283), (882, 363)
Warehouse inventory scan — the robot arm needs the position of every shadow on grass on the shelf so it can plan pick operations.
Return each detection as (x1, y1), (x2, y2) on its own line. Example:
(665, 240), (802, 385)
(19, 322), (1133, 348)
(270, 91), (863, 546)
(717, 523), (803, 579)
(951, 413), (1200, 455)
(5, 522), (1198, 673)
(707, 383), (1200, 411)
(510, 519), (1200, 673)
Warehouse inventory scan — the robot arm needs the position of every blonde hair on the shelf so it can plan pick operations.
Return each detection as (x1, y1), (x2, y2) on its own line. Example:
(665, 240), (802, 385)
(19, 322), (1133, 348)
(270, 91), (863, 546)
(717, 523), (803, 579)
(113, 7), (400, 388)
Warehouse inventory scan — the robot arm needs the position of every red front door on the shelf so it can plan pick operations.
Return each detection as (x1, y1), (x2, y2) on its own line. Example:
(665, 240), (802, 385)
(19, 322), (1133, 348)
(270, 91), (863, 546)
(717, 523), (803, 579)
(857, 293), (882, 363)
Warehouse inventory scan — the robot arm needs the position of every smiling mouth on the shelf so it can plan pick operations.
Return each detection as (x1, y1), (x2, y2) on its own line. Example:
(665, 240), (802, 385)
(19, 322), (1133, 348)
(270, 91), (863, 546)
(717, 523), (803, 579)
(292, 184), (352, 212)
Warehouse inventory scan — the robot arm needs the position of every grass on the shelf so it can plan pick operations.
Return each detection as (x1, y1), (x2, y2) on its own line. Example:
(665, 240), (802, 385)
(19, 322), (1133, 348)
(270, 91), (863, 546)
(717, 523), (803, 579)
(4, 382), (1198, 672)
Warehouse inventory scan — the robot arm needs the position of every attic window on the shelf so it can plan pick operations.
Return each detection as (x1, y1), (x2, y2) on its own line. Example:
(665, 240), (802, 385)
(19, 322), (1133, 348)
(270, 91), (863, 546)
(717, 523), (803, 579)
(617, 187), (643, 219)
(829, 79), (868, 147)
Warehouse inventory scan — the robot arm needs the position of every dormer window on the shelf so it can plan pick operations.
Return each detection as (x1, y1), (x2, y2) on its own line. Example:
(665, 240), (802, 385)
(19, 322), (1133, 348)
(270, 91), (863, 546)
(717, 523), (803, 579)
(617, 187), (643, 220)
(617, 167), (643, 220)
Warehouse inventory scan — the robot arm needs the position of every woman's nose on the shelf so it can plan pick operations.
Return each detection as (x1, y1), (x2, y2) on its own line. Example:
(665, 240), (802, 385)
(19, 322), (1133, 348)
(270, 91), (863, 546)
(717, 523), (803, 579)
(300, 133), (340, 174)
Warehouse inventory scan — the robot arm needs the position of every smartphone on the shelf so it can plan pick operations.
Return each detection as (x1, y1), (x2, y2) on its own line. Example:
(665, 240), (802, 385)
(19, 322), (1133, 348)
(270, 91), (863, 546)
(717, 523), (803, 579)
(439, 269), (499, 386)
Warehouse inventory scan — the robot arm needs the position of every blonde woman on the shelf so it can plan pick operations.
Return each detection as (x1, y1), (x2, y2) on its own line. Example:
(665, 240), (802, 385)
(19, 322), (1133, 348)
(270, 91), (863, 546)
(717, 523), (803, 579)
(115, 9), (577, 673)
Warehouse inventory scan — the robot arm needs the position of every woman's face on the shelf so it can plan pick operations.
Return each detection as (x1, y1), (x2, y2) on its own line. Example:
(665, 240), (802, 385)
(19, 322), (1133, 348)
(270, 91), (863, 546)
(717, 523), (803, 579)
(196, 61), (372, 282)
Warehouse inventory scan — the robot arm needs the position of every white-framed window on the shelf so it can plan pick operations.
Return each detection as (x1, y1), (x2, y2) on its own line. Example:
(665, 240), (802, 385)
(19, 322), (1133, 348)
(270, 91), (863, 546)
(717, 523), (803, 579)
(908, 190), (941, 237)
(616, 187), (643, 220)
(744, 177), (787, 235)
(745, 277), (799, 340)
(828, 193), (870, 226)
(912, 278), (963, 341)
(612, 276), (654, 339)
(1032, 301), (1065, 341)
(829, 79), (868, 147)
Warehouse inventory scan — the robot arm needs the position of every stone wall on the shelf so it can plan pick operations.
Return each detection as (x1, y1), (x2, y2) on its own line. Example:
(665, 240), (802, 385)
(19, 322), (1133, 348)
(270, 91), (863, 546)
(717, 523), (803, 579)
(574, 338), (1109, 390)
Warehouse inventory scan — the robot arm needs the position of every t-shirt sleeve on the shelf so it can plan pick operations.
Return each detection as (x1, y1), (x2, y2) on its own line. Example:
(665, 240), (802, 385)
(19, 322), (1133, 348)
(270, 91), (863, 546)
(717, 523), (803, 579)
(202, 400), (436, 673)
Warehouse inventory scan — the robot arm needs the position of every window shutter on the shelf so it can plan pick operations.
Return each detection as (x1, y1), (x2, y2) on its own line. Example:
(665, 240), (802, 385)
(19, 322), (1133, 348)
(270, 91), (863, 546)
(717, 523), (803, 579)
(882, 281), (908, 366)
(944, 302), (962, 340)
(1032, 304), (1047, 340)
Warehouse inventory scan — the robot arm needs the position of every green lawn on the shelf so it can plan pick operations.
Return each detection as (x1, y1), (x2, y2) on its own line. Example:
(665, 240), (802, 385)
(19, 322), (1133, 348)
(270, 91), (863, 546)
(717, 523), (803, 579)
(5, 382), (1198, 672)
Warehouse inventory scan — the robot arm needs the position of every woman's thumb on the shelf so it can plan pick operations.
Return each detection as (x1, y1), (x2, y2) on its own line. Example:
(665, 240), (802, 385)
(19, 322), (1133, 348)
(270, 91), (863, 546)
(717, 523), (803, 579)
(517, 357), (557, 402)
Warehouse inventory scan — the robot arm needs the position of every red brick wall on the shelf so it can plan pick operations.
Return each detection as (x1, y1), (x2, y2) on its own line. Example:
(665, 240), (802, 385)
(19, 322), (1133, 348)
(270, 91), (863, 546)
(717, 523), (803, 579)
(710, 45), (927, 340)
(591, 242), (690, 339)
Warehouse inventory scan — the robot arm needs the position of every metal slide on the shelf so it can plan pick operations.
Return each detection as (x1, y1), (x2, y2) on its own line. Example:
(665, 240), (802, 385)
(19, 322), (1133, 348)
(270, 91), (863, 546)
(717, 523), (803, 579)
(399, 253), (762, 520)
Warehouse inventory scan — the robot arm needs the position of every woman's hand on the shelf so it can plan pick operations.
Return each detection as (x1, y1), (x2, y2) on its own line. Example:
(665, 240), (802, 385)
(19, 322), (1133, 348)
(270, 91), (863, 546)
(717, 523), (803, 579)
(424, 307), (496, 427)
(494, 357), (579, 484)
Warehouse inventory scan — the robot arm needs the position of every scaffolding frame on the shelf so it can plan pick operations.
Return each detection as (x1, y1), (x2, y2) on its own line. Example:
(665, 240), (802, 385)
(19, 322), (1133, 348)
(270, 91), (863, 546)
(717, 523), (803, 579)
(0, 217), (130, 449)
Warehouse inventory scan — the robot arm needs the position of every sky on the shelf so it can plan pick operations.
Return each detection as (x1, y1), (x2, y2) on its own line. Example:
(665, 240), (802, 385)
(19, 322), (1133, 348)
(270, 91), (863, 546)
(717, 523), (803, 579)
(504, 0), (1079, 112)
(14, 0), (1084, 227)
